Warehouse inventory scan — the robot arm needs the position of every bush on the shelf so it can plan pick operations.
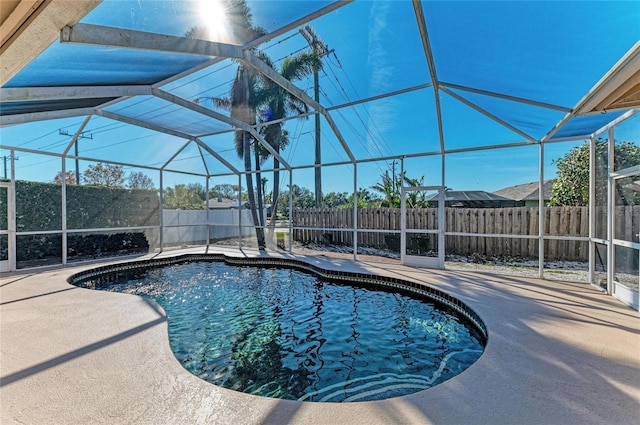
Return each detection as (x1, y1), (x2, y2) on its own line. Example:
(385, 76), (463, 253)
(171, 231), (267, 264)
(68, 232), (149, 260)
(16, 232), (149, 268)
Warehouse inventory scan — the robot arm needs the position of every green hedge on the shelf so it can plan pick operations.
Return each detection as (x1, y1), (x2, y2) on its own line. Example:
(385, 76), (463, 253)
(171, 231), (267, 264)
(9, 181), (159, 267)
(0, 186), (7, 230)
(15, 180), (160, 231)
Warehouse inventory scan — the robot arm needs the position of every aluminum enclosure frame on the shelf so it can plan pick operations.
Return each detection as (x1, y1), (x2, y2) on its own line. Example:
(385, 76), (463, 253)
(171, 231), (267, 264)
(0, 1), (639, 310)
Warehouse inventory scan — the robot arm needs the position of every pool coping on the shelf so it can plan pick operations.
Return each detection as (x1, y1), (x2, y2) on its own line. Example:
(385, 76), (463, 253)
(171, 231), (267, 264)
(1, 247), (639, 424)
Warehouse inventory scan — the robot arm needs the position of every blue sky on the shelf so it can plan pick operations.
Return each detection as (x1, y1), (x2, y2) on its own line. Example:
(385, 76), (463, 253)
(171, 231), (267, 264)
(1, 0), (639, 194)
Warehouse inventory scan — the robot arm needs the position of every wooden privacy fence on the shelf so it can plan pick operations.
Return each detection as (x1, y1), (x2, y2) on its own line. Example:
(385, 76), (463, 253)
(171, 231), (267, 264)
(293, 206), (640, 262)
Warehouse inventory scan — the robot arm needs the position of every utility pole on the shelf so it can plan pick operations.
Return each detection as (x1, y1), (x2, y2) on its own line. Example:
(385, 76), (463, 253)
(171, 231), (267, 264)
(391, 160), (397, 194)
(2, 155), (18, 180)
(300, 25), (332, 208)
(59, 129), (92, 183)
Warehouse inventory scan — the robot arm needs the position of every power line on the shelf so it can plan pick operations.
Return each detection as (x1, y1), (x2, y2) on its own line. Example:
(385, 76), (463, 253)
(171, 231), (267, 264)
(327, 52), (395, 157)
(322, 58), (393, 159)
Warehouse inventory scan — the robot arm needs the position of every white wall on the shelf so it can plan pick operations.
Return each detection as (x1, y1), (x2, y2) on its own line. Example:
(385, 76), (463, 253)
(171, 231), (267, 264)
(161, 209), (255, 246)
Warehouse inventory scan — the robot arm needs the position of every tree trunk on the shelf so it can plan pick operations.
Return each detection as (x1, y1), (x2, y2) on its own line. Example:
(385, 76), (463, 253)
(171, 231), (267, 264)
(269, 155), (280, 229)
(254, 144), (264, 229)
(244, 132), (265, 249)
(238, 67), (265, 250)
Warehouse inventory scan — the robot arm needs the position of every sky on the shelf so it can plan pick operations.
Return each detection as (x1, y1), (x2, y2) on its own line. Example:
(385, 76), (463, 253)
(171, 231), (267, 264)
(1, 0), (639, 195)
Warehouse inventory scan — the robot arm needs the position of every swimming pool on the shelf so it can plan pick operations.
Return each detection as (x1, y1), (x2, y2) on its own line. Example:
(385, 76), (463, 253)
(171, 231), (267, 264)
(71, 255), (486, 402)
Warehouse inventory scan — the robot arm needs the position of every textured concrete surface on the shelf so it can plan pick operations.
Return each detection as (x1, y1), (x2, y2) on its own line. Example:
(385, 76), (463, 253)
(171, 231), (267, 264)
(1, 247), (639, 424)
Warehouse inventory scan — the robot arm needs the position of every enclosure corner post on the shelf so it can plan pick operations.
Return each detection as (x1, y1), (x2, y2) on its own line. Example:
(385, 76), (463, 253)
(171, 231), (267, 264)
(205, 175), (210, 249)
(159, 170), (164, 253)
(353, 162), (358, 261)
(61, 155), (67, 265)
(288, 171), (293, 253)
(538, 143), (544, 279)
(238, 173), (243, 249)
(606, 128), (615, 295)
(588, 135), (596, 285)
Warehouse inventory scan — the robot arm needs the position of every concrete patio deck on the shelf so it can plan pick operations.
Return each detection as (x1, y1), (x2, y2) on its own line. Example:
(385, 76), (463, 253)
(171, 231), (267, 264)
(1, 247), (639, 424)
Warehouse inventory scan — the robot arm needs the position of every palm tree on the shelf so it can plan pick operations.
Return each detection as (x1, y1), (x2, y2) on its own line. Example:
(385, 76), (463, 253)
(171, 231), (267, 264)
(403, 175), (427, 208)
(371, 169), (428, 208)
(193, 0), (268, 248)
(254, 51), (323, 233)
(371, 170), (401, 207)
(194, 1), (322, 248)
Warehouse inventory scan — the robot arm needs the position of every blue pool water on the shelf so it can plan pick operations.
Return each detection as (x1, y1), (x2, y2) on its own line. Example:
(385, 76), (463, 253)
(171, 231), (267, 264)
(79, 261), (484, 402)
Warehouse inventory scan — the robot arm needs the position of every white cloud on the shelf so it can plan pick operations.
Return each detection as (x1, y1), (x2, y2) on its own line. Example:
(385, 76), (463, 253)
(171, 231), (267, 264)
(365, 0), (398, 157)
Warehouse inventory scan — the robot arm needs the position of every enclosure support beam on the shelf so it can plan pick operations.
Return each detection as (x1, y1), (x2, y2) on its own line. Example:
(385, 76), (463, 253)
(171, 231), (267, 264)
(593, 108), (640, 138)
(97, 110), (189, 139)
(61, 23), (243, 58)
(196, 144), (210, 177)
(161, 141), (192, 170)
(205, 176), (210, 248)
(62, 115), (92, 187)
(400, 157), (405, 262)
(152, 88), (292, 171)
(197, 83), (433, 139)
(148, 1), (353, 90)
(353, 162), (358, 262)
(61, 156), (67, 266)
(97, 110), (239, 176)
(193, 138), (240, 176)
(442, 87), (537, 143)
(606, 127), (615, 294)
(589, 135), (596, 286)
(439, 82), (571, 112)
(159, 170), (164, 252)
(0, 85), (151, 102)
(9, 150), (16, 271)
(243, 1), (353, 51)
(289, 171), (293, 254)
(412, 0), (445, 155)
(538, 143), (544, 279)
(1, 108), (95, 127)
(238, 174), (243, 249)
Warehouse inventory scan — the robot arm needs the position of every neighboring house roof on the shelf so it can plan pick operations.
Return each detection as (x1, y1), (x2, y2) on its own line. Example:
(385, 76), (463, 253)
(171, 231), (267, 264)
(207, 197), (237, 209)
(493, 180), (554, 201)
(426, 191), (513, 203)
(424, 190), (517, 208)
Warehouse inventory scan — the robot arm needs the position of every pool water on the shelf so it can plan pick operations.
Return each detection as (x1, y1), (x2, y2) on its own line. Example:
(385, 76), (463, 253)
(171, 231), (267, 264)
(81, 261), (484, 402)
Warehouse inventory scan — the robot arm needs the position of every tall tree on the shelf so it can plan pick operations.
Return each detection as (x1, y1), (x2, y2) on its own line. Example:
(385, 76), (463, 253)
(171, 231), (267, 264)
(193, 0), (269, 248)
(345, 188), (379, 209)
(127, 172), (154, 190)
(163, 184), (205, 210)
(195, 1), (321, 248)
(322, 191), (349, 208)
(54, 171), (77, 185)
(255, 50), (323, 235)
(83, 163), (125, 187)
(276, 184), (315, 217)
(211, 183), (240, 200)
(550, 139), (640, 206)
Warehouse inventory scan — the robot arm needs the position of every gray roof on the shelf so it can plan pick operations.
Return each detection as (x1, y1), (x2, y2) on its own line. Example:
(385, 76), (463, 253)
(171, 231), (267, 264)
(493, 180), (554, 201)
(426, 191), (512, 202)
(207, 198), (238, 209)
